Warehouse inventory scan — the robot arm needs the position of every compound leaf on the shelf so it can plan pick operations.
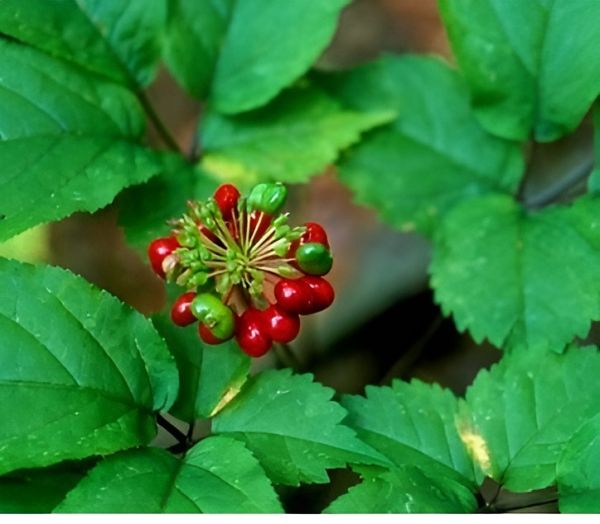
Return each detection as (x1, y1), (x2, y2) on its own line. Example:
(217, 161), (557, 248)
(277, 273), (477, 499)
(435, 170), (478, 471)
(431, 194), (600, 352)
(211, 0), (350, 113)
(324, 465), (477, 514)
(459, 346), (600, 492)
(325, 55), (524, 236)
(0, 258), (178, 475)
(0, 0), (165, 86)
(55, 437), (282, 513)
(439, 0), (600, 141)
(201, 85), (392, 186)
(342, 380), (477, 489)
(557, 414), (600, 513)
(212, 369), (388, 486)
(153, 314), (250, 422)
(0, 40), (171, 241)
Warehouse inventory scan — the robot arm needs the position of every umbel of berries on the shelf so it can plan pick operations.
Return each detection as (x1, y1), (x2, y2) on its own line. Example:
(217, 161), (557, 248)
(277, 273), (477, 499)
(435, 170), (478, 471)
(148, 182), (335, 358)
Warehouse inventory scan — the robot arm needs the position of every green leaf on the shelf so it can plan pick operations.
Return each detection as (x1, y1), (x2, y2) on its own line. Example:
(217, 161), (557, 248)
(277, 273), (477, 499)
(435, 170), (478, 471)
(212, 369), (389, 486)
(201, 85), (392, 186)
(439, 0), (600, 141)
(0, 40), (171, 242)
(324, 55), (524, 236)
(324, 465), (477, 513)
(431, 194), (600, 353)
(211, 0), (350, 113)
(589, 103), (600, 194)
(55, 437), (283, 513)
(153, 314), (250, 422)
(0, 0), (165, 86)
(458, 346), (600, 492)
(0, 462), (92, 513)
(118, 161), (219, 250)
(557, 414), (600, 513)
(0, 258), (178, 475)
(163, 0), (233, 98)
(342, 380), (477, 489)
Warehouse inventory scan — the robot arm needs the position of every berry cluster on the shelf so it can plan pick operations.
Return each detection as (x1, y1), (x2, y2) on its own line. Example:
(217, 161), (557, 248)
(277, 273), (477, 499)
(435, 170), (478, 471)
(147, 182), (335, 357)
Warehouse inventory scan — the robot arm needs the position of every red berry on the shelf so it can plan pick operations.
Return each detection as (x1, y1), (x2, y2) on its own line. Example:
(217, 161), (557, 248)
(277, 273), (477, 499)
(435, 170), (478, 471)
(214, 184), (240, 221)
(148, 236), (180, 278)
(303, 222), (329, 248)
(249, 211), (271, 241)
(199, 323), (231, 345)
(274, 278), (314, 315)
(236, 308), (272, 357)
(262, 305), (300, 343)
(171, 292), (197, 326)
(288, 222), (329, 260)
(301, 276), (335, 312)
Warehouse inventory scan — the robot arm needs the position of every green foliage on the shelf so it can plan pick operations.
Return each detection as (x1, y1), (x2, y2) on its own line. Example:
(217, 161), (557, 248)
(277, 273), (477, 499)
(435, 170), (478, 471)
(0, 0), (599, 515)
(324, 465), (477, 514)
(0, 259), (178, 475)
(153, 314), (250, 422)
(55, 438), (283, 513)
(324, 55), (524, 236)
(0, 462), (91, 513)
(459, 346), (600, 492)
(118, 161), (218, 250)
(163, 0), (233, 98)
(212, 369), (388, 486)
(431, 195), (600, 353)
(557, 414), (600, 513)
(342, 380), (477, 489)
(590, 104), (600, 193)
(211, 0), (350, 113)
(0, 0), (165, 87)
(439, 0), (600, 141)
(201, 85), (392, 186)
(0, 39), (170, 241)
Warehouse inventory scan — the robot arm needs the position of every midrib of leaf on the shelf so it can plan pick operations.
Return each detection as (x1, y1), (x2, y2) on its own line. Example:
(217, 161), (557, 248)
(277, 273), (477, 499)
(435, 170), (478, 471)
(229, 430), (385, 463)
(497, 373), (572, 484)
(359, 430), (468, 480)
(44, 292), (142, 400)
(157, 458), (185, 512)
(186, 462), (265, 510)
(398, 132), (510, 193)
(0, 381), (147, 416)
(0, 136), (64, 187)
(0, 84), (68, 132)
(486, 0), (554, 132)
(73, 0), (138, 91)
(154, 452), (270, 513)
(531, 0), (555, 127)
(510, 215), (528, 348)
(207, 112), (368, 151)
(486, 1), (535, 77)
(508, 210), (599, 347)
(0, 136), (152, 196)
(7, 48), (131, 133)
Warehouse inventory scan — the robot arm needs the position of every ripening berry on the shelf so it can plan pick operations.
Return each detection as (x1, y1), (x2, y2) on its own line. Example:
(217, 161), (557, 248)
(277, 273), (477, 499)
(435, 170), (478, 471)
(148, 236), (180, 278)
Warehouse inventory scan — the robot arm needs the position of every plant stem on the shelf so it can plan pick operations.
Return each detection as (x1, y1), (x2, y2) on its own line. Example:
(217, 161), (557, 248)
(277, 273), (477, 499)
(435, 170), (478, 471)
(186, 421), (195, 442)
(525, 158), (594, 209)
(275, 342), (303, 371)
(379, 314), (444, 384)
(137, 90), (183, 154)
(496, 497), (558, 513)
(157, 414), (187, 444)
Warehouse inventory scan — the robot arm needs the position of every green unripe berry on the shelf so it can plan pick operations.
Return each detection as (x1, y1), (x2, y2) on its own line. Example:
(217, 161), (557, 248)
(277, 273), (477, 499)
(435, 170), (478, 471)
(295, 242), (333, 276)
(247, 182), (287, 214)
(190, 293), (235, 340)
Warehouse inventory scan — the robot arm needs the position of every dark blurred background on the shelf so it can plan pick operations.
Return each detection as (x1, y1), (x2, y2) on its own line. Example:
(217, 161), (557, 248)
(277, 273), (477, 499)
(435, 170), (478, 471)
(2, 0), (596, 513)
